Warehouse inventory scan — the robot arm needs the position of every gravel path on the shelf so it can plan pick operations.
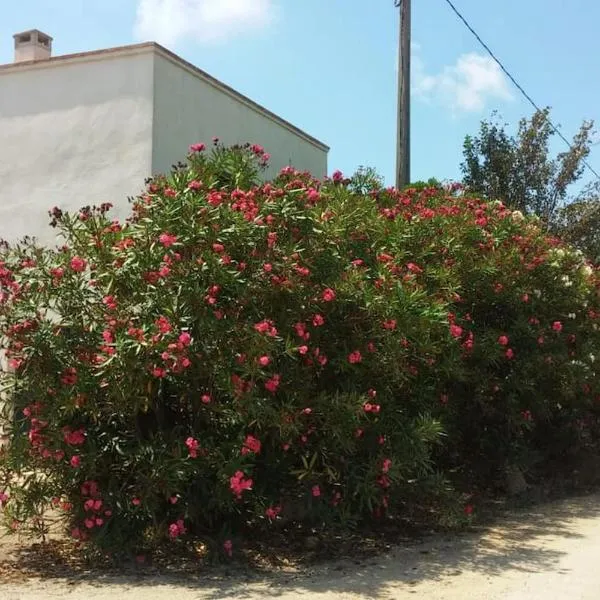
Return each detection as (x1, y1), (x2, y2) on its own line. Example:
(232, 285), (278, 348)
(3, 493), (600, 599)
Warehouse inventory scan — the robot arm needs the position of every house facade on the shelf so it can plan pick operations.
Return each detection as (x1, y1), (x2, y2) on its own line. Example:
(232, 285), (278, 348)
(0, 30), (328, 244)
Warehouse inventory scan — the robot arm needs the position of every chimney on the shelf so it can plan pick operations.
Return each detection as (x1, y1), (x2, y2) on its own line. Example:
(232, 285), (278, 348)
(13, 29), (53, 63)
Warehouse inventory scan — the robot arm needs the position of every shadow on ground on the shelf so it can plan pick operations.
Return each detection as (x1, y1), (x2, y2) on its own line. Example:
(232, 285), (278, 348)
(3, 493), (600, 599)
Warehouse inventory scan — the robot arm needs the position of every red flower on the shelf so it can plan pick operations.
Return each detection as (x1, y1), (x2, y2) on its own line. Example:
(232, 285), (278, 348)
(223, 539), (233, 557)
(348, 350), (362, 364)
(382, 319), (397, 330)
(498, 335), (509, 346)
(312, 314), (325, 327)
(60, 367), (78, 385)
(178, 332), (192, 346)
(258, 355), (271, 367)
(70, 256), (87, 272)
(254, 319), (278, 338)
(265, 505), (281, 520)
(158, 233), (177, 248)
(230, 471), (253, 498)
(552, 321), (563, 332)
(70, 455), (81, 468)
(322, 288), (336, 302)
(212, 243), (225, 253)
(155, 316), (172, 334)
(312, 485), (321, 497)
(63, 427), (85, 446)
(265, 374), (281, 394)
(241, 434), (261, 456)
(185, 437), (200, 458)
(464, 504), (474, 516)
(450, 324), (463, 339)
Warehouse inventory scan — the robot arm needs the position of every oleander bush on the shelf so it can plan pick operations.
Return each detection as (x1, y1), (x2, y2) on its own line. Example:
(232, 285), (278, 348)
(0, 142), (598, 558)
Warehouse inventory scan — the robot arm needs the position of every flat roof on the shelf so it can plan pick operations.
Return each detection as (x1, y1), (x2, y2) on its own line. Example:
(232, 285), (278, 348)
(0, 41), (329, 152)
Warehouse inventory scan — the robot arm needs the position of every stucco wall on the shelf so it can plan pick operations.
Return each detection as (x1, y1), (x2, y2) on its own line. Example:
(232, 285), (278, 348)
(151, 52), (327, 180)
(0, 51), (155, 245)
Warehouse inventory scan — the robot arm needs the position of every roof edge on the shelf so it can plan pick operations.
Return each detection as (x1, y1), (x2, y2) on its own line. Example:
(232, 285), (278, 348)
(151, 42), (329, 153)
(0, 40), (329, 153)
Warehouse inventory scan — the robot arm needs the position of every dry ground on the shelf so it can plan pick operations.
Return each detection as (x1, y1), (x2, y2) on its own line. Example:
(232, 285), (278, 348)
(2, 493), (600, 599)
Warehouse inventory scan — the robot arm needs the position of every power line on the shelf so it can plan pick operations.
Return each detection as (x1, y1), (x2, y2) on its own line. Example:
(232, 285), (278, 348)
(442, 0), (600, 181)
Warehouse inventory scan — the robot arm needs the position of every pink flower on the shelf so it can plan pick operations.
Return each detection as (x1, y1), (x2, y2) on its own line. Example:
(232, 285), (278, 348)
(348, 350), (362, 364)
(132, 497), (141, 506)
(450, 324), (463, 339)
(185, 437), (200, 458)
(264, 374), (281, 394)
(178, 332), (192, 346)
(382, 319), (397, 330)
(102, 295), (117, 310)
(155, 316), (172, 334)
(168, 519), (187, 540)
(382, 458), (392, 474)
(169, 496), (179, 504)
(254, 319), (278, 338)
(265, 505), (281, 520)
(189, 142), (206, 153)
(505, 348), (515, 359)
(70, 256), (87, 272)
(332, 170), (344, 183)
(311, 485), (321, 497)
(258, 355), (271, 367)
(152, 366), (167, 378)
(230, 471), (253, 498)
(207, 191), (224, 206)
(498, 335), (509, 346)
(312, 314), (325, 327)
(212, 243), (225, 254)
(322, 288), (336, 302)
(241, 434), (262, 456)
(201, 394), (212, 404)
(159, 233), (178, 248)
(298, 345), (309, 355)
(0, 491), (9, 507)
(223, 539), (233, 557)
(70, 455), (81, 468)
(552, 321), (563, 332)
(63, 427), (85, 446)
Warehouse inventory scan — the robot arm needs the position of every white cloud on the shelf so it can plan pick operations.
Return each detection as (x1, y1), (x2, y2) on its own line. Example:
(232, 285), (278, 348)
(413, 52), (513, 113)
(134, 0), (276, 46)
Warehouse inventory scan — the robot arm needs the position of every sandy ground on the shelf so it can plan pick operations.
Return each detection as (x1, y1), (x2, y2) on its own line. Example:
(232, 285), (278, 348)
(2, 493), (600, 599)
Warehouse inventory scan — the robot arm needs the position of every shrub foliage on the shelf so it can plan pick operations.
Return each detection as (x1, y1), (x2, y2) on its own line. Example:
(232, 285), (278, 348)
(0, 143), (598, 556)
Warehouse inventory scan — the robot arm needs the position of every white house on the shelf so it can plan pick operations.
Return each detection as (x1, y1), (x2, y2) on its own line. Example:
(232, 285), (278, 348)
(0, 30), (329, 244)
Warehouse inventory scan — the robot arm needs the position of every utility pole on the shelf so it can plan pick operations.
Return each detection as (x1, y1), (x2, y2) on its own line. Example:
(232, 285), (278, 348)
(395, 0), (411, 189)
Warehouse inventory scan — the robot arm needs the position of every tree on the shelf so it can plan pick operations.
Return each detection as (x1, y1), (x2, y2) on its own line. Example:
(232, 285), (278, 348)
(554, 180), (600, 263)
(461, 108), (594, 221)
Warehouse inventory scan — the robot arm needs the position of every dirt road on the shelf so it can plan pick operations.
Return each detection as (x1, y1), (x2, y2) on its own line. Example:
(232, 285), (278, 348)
(3, 493), (600, 599)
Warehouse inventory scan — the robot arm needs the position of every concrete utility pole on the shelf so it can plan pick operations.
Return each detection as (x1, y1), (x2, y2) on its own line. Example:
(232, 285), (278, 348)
(395, 0), (411, 189)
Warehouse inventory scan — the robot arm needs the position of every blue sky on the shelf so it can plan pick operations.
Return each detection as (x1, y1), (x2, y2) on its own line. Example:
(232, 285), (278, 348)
(1, 0), (599, 187)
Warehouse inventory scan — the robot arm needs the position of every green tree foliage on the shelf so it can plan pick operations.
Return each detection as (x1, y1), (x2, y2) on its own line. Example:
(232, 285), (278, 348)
(461, 108), (594, 221)
(554, 181), (600, 263)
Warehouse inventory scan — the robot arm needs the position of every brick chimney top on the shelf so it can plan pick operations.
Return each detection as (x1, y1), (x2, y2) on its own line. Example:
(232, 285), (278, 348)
(13, 29), (53, 63)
